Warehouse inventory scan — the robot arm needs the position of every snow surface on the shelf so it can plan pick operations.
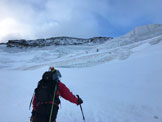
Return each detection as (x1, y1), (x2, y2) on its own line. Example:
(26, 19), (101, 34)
(0, 24), (162, 122)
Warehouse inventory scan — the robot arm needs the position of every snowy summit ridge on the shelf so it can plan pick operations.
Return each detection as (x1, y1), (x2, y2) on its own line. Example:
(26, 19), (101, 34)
(122, 24), (162, 41)
(102, 24), (162, 48)
(5, 36), (113, 48)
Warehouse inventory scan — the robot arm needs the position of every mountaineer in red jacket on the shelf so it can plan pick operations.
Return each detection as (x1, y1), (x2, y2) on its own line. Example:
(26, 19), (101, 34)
(31, 67), (83, 122)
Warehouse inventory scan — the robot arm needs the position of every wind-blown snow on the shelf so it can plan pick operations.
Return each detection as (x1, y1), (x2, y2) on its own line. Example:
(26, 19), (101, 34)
(122, 24), (162, 41)
(0, 24), (162, 122)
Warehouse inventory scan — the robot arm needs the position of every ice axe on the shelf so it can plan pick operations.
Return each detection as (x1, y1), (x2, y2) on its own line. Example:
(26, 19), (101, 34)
(76, 95), (85, 122)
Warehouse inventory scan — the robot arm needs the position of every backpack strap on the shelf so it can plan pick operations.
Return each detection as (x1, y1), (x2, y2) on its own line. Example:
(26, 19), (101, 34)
(29, 92), (34, 110)
(49, 82), (58, 122)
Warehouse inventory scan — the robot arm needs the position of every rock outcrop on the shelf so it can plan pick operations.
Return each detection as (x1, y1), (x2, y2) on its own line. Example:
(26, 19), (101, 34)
(6, 36), (113, 48)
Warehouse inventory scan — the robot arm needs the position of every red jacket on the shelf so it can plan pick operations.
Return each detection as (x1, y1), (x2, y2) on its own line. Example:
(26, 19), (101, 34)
(33, 81), (78, 111)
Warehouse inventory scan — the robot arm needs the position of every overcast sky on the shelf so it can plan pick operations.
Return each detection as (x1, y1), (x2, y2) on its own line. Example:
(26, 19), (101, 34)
(0, 0), (162, 42)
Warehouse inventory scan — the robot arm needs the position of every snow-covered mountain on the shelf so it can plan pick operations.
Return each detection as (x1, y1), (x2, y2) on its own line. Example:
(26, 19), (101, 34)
(0, 24), (162, 70)
(0, 24), (162, 122)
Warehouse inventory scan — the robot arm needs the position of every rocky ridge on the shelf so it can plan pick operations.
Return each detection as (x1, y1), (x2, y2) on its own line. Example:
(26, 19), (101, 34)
(4, 36), (113, 48)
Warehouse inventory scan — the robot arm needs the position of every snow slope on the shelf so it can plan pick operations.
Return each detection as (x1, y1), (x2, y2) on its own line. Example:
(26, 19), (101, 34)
(0, 24), (162, 122)
(0, 24), (162, 70)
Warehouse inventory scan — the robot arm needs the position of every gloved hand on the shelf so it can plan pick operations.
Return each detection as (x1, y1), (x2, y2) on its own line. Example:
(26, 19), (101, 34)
(76, 95), (83, 105)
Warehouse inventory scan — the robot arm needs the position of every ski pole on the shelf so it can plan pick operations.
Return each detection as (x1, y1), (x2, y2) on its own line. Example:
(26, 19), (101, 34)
(76, 95), (85, 122)
(80, 104), (85, 121)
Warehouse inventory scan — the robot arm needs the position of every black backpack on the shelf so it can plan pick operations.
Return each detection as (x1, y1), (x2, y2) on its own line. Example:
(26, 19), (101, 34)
(35, 71), (59, 103)
(29, 70), (62, 110)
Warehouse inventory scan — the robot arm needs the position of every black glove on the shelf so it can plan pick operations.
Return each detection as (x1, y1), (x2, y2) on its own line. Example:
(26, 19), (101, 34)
(76, 95), (83, 105)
